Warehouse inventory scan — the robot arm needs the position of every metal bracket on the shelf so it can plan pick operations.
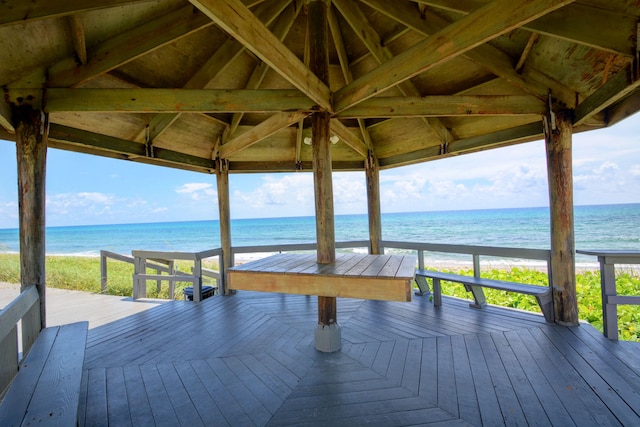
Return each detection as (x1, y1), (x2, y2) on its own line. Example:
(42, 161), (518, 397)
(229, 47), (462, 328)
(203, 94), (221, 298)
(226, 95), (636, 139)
(144, 125), (154, 158)
(215, 158), (229, 173)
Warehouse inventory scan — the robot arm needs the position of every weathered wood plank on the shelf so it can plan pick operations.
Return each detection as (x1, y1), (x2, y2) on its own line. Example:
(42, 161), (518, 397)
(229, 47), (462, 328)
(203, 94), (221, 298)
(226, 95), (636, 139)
(23, 322), (88, 426)
(334, 0), (574, 111)
(339, 95), (546, 118)
(189, 0), (331, 111)
(46, 89), (316, 113)
(105, 367), (132, 427)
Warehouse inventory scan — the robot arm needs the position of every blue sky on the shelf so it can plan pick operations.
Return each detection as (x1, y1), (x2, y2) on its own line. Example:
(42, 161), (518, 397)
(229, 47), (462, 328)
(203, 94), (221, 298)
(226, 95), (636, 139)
(1, 113), (639, 229)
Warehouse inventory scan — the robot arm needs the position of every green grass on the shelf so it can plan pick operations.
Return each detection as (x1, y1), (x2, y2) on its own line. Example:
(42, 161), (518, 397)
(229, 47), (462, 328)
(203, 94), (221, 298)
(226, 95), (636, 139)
(1, 254), (638, 341)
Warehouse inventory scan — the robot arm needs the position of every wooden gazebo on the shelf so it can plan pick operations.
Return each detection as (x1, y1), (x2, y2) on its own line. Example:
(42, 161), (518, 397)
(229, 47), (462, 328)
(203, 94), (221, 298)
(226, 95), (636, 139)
(1, 0), (640, 338)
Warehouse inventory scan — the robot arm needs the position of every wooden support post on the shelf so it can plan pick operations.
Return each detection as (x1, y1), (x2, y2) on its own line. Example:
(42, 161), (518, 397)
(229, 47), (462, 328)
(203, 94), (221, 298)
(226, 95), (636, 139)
(13, 104), (48, 330)
(216, 159), (232, 295)
(545, 107), (578, 326)
(309, 0), (340, 352)
(365, 153), (383, 255)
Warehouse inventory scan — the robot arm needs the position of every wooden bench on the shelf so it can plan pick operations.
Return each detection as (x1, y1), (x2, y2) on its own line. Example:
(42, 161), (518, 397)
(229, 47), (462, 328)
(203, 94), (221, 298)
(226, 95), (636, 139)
(0, 286), (88, 426)
(415, 269), (554, 323)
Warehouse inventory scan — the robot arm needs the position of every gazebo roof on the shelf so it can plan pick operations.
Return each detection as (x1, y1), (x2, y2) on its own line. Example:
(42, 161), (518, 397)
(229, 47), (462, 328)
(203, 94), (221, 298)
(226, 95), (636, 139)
(1, 0), (639, 174)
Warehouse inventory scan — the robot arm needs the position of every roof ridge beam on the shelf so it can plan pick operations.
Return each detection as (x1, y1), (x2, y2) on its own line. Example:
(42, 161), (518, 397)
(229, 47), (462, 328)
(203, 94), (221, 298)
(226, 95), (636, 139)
(189, 0), (332, 112)
(334, 0), (575, 113)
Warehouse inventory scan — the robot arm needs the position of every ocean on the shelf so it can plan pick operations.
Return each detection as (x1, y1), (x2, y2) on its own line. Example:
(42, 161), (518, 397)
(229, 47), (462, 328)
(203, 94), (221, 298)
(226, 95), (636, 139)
(0, 204), (638, 267)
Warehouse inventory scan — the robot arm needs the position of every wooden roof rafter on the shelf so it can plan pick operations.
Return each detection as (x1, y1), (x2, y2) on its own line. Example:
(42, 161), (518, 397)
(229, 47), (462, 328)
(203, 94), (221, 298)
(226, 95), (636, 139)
(189, 0), (332, 112)
(47, 5), (213, 88)
(334, 0), (576, 112)
(362, 0), (575, 105)
(139, 0), (294, 143)
(416, 0), (638, 56)
(333, 0), (454, 145)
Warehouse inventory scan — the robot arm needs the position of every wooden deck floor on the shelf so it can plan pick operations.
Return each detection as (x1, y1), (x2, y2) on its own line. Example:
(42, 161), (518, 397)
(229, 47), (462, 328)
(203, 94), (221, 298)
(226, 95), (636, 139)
(71, 290), (640, 426)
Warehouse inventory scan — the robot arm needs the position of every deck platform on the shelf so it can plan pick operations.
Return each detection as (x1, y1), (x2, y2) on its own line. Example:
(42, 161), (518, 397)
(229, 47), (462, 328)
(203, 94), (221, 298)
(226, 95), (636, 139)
(69, 291), (640, 426)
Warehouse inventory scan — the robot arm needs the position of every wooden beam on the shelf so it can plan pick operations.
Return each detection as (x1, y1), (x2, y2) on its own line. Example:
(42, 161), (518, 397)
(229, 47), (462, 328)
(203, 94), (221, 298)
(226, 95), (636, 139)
(219, 111), (309, 158)
(228, 1), (301, 136)
(419, 0), (636, 56)
(338, 95), (546, 118)
(329, 120), (368, 158)
(0, 0), (265, 27)
(335, 0), (574, 112)
(327, 6), (374, 154)
(545, 108), (578, 325)
(145, 0), (291, 142)
(14, 105), (48, 329)
(0, 0), (152, 27)
(189, 0), (332, 111)
(606, 89), (640, 126)
(48, 6), (213, 88)
(378, 121), (542, 168)
(0, 100), (14, 133)
(45, 89), (315, 113)
(48, 124), (216, 170)
(363, 0), (574, 105)
(574, 68), (640, 125)
(333, 0), (452, 144)
(67, 15), (87, 65)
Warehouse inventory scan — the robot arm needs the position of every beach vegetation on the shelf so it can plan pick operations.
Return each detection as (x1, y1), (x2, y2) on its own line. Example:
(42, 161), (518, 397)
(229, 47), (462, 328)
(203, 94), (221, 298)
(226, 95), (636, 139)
(0, 253), (638, 341)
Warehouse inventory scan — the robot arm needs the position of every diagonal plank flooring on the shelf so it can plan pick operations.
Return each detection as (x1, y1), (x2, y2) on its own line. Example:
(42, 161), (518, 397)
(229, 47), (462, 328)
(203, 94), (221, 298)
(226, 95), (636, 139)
(78, 291), (640, 426)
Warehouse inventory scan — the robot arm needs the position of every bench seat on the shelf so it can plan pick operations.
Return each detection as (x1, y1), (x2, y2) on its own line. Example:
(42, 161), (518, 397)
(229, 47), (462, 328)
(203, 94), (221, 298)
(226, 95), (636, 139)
(0, 321), (88, 427)
(415, 269), (554, 322)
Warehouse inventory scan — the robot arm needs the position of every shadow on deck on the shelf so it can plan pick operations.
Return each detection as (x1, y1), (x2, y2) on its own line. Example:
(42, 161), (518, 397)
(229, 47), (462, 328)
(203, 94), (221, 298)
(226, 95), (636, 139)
(79, 292), (640, 426)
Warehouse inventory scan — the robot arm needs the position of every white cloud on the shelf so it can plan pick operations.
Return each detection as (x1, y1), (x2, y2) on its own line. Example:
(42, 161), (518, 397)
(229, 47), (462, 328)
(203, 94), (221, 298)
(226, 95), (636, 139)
(47, 192), (115, 211)
(176, 182), (216, 200)
(234, 174), (313, 209)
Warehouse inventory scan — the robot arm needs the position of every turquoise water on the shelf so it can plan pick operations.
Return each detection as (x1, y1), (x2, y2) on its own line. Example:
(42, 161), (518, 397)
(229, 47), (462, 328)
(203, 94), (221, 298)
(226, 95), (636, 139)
(0, 204), (638, 265)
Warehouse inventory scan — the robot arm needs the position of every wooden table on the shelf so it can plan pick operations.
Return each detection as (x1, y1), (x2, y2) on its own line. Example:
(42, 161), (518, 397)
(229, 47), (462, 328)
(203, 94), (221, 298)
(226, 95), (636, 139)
(577, 250), (640, 340)
(227, 253), (416, 302)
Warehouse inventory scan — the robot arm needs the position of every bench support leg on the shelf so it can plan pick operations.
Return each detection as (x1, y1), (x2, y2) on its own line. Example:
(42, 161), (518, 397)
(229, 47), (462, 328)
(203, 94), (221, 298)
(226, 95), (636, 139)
(536, 294), (555, 323)
(432, 278), (442, 306)
(466, 285), (487, 309)
(414, 276), (431, 296)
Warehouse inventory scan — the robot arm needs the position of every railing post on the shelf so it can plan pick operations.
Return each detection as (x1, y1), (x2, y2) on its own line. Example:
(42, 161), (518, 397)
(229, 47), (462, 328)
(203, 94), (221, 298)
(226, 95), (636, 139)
(100, 251), (108, 293)
(418, 250), (424, 270)
(193, 259), (202, 302)
(600, 257), (619, 339)
(472, 254), (481, 278)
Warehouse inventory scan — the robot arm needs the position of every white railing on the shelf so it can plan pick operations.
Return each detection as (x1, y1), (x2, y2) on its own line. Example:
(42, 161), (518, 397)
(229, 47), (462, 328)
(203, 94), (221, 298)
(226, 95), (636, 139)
(381, 240), (552, 280)
(0, 286), (40, 395)
(577, 250), (640, 340)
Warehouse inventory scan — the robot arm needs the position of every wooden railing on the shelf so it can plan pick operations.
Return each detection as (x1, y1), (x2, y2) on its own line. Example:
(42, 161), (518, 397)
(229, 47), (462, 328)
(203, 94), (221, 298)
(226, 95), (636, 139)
(577, 250), (640, 340)
(131, 248), (222, 301)
(381, 240), (552, 280)
(0, 286), (40, 395)
(100, 250), (176, 294)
